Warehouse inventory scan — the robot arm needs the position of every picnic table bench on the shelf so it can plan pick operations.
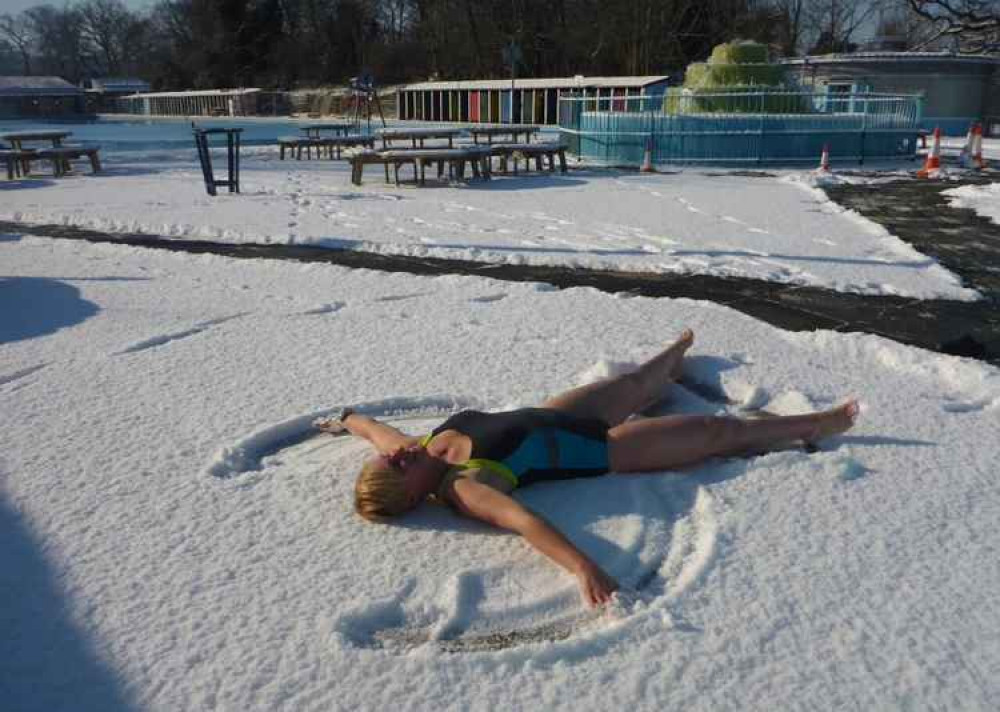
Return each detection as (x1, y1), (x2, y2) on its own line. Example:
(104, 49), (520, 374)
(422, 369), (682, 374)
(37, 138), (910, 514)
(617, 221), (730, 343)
(350, 146), (492, 186)
(469, 124), (541, 145)
(1, 130), (76, 176)
(301, 123), (354, 139)
(1, 143), (102, 179)
(278, 134), (375, 160)
(30, 144), (103, 177)
(375, 127), (464, 149)
(488, 141), (567, 174)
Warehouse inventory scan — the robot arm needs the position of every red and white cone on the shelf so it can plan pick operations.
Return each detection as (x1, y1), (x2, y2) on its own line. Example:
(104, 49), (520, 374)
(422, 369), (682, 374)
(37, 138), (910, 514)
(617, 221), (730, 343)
(917, 127), (942, 178)
(640, 137), (655, 173)
(959, 123), (977, 169)
(971, 123), (987, 170)
(816, 143), (831, 173)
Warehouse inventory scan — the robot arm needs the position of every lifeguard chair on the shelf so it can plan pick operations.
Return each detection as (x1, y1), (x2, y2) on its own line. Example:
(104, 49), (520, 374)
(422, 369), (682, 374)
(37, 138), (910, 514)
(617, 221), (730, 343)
(348, 74), (387, 131)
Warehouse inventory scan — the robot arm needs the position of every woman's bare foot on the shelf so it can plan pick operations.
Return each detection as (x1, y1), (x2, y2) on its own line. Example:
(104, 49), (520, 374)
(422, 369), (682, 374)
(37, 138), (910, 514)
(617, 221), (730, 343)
(659, 328), (695, 382)
(809, 400), (860, 442)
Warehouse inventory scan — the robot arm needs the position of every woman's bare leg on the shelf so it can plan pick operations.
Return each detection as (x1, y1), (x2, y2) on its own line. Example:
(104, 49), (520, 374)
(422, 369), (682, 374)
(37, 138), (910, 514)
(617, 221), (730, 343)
(543, 329), (695, 426)
(608, 400), (859, 472)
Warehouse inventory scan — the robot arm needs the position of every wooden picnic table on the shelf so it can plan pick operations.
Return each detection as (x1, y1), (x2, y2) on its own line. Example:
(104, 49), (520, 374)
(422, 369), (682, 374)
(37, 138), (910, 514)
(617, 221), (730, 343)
(0, 130), (73, 150)
(469, 124), (541, 145)
(278, 133), (375, 160)
(301, 123), (354, 139)
(1, 130), (75, 176)
(350, 146), (491, 186)
(376, 127), (464, 149)
(488, 141), (567, 174)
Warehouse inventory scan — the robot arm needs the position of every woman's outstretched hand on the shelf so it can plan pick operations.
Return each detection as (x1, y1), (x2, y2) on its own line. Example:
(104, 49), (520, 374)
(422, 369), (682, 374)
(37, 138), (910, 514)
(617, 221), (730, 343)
(314, 418), (348, 435)
(315, 408), (356, 435)
(577, 563), (619, 608)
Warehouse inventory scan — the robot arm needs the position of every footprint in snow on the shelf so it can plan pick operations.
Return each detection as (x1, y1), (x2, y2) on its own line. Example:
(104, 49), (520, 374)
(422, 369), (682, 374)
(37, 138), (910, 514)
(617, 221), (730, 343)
(116, 313), (248, 355)
(941, 398), (993, 413)
(470, 294), (507, 304)
(299, 302), (346, 316)
(374, 292), (431, 303)
(0, 362), (49, 388)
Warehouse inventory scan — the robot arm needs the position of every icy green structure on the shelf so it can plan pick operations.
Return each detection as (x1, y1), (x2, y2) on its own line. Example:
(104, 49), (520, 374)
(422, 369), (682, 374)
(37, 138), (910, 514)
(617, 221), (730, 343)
(666, 41), (806, 114)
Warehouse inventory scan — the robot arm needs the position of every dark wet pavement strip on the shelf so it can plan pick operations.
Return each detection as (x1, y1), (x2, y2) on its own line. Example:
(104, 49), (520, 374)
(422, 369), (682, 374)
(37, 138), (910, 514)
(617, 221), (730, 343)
(3, 176), (999, 366)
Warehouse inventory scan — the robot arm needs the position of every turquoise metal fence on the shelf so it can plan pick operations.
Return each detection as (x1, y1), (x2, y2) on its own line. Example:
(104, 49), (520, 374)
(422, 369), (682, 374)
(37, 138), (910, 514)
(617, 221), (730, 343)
(558, 91), (923, 166)
(921, 117), (978, 137)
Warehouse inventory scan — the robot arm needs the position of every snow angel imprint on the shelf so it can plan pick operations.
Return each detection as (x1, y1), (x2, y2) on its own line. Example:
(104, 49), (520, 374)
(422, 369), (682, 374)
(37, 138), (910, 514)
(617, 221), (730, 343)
(316, 330), (859, 608)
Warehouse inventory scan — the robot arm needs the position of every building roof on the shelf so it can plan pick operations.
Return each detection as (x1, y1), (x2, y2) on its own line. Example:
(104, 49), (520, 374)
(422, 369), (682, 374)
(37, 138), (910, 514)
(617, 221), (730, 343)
(782, 51), (1000, 67)
(121, 88), (261, 99)
(402, 76), (671, 91)
(0, 75), (83, 96)
(88, 78), (150, 92)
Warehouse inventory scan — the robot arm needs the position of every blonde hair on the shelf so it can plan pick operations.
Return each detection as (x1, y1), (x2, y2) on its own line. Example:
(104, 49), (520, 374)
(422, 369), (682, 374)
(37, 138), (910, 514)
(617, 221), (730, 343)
(354, 461), (411, 521)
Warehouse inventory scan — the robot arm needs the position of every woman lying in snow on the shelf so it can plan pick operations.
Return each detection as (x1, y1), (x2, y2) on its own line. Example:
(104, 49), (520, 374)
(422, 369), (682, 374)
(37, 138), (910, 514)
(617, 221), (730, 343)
(317, 329), (858, 607)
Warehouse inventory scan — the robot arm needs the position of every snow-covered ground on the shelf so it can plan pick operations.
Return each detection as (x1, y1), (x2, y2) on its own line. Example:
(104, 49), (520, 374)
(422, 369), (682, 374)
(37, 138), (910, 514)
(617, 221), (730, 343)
(0, 142), (980, 301)
(3, 137), (1000, 711)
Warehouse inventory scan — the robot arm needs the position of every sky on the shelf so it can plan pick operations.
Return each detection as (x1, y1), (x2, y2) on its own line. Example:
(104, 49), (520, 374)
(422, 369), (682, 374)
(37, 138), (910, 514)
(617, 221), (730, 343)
(3, 0), (153, 16)
(1, 0), (883, 43)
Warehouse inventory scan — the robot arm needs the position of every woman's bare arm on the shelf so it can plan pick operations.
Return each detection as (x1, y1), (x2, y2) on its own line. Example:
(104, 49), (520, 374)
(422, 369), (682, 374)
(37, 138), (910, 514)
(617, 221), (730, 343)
(447, 476), (619, 607)
(333, 414), (419, 454)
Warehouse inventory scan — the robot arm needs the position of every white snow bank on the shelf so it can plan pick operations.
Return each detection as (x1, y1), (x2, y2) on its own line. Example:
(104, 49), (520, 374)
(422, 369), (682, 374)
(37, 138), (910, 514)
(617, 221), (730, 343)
(942, 181), (1000, 225)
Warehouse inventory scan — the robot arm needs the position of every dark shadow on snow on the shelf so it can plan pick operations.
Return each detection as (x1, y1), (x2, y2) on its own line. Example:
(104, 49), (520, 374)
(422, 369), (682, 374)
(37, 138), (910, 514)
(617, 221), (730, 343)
(0, 276), (100, 345)
(0, 179), (56, 190)
(0, 492), (138, 711)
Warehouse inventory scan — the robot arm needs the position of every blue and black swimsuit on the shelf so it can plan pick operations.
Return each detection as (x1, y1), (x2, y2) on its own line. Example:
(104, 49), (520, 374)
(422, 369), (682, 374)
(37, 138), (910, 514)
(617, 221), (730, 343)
(426, 408), (611, 489)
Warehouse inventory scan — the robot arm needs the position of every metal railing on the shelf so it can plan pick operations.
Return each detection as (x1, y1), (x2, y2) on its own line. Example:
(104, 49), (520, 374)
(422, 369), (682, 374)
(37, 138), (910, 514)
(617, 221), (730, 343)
(558, 91), (924, 165)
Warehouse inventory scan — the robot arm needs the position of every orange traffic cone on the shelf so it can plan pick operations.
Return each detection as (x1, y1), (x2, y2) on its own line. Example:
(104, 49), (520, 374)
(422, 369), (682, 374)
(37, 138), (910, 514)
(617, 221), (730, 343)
(640, 136), (655, 173)
(971, 122), (987, 170)
(959, 123), (977, 169)
(816, 143), (831, 173)
(917, 127), (942, 178)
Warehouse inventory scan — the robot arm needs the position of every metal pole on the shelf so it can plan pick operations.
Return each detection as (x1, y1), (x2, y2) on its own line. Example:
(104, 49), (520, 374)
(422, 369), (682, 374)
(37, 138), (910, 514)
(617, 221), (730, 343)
(758, 92), (765, 164)
(227, 131), (235, 192)
(193, 127), (216, 196)
(232, 130), (241, 193)
(859, 93), (867, 165)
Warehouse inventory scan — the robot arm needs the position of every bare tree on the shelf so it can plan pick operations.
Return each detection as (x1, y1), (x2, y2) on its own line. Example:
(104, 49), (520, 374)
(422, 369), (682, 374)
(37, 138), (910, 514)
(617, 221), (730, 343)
(376, 0), (415, 42)
(0, 12), (35, 74)
(803, 0), (885, 53)
(905, 0), (1000, 51)
(768, 0), (808, 55)
(78, 0), (134, 75)
(26, 5), (88, 82)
